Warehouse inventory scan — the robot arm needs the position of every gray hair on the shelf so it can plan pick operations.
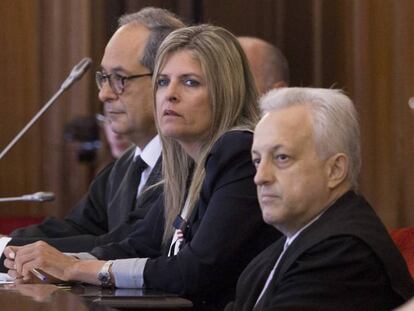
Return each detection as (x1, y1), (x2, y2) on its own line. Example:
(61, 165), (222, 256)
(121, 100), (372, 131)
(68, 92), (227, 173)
(260, 87), (361, 189)
(118, 7), (185, 71)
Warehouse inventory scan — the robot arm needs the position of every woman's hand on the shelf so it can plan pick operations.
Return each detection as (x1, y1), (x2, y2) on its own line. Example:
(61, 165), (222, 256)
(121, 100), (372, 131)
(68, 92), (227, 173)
(4, 241), (78, 283)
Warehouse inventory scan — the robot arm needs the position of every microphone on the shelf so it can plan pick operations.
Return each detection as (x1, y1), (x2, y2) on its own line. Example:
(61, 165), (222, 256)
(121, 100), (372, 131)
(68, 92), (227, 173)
(0, 192), (55, 203)
(0, 57), (93, 161)
(61, 57), (93, 91)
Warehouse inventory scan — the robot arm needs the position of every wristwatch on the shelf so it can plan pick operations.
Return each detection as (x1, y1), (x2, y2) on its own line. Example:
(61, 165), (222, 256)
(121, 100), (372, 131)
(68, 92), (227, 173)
(97, 260), (114, 287)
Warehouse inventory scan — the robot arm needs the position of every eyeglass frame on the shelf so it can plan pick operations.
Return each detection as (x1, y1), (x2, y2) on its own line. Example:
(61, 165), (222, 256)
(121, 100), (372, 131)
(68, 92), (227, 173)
(95, 71), (152, 95)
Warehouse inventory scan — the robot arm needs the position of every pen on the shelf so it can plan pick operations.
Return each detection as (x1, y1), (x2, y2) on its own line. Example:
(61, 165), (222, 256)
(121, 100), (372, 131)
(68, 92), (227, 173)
(31, 268), (47, 282)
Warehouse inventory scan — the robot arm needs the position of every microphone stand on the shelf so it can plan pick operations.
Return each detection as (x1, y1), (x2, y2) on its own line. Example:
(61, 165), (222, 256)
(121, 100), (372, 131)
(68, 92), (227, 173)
(0, 57), (92, 160)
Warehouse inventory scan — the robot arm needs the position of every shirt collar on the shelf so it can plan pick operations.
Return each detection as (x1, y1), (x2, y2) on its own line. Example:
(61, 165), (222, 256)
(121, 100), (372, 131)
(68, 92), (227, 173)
(133, 135), (162, 169)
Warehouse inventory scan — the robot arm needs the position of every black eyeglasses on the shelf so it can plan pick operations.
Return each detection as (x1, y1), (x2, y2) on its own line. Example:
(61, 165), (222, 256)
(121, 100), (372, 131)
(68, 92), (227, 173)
(95, 71), (152, 95)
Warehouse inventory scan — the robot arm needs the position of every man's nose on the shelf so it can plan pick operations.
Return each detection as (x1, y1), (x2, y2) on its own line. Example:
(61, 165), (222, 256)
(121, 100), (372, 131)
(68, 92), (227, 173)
(98, 79), (117, 102)
(254, 160), (274, 186)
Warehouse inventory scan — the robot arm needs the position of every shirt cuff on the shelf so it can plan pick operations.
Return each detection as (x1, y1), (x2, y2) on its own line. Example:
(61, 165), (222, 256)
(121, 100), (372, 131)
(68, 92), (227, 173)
(0, 237), (12, 256)
(112, 257), (148, 288)
(64, 252), (97, 260)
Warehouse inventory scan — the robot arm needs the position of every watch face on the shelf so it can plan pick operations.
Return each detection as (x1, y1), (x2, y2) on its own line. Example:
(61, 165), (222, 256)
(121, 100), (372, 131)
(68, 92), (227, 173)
(98, 271), (111, 286)
(98, 261), (113, 286)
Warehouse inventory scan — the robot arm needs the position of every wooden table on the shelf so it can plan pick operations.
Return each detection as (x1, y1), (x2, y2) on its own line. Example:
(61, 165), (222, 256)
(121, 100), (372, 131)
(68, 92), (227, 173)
(0, 284), (193, 310)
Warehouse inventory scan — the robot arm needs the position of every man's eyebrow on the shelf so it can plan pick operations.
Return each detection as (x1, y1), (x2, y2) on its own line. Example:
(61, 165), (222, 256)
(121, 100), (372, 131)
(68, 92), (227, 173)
(100, 66), (128, 74)
(251, 144), (283, 155)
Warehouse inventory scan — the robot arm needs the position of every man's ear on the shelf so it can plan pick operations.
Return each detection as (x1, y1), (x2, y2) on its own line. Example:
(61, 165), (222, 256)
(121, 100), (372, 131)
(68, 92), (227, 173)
(326, 153), (349, 189)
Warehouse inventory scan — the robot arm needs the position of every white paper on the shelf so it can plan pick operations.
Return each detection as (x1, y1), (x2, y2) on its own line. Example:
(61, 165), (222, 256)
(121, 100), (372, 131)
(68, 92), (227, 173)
(0, 272), (14, 284)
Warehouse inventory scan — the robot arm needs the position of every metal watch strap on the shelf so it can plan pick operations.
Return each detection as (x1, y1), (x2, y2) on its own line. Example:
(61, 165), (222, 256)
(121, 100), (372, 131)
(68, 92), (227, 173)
(97, 260), (113, 287)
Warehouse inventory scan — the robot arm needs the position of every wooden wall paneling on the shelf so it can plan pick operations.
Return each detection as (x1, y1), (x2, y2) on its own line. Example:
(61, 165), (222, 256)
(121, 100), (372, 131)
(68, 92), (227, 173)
(372, 0), (396, 226)
(311, 0), (401, 227)
(176, 0), (199, 24)
(39, 0), (96, 218)
(282, 1), (315, 87)
(0, 0), (43, 217)
(336, 0), (414, 228)
(318, 1), (397, 225)
(353, 0), (398, 227)
(201, 0), (300, 83)
(90, 0), (109, 99)
(122, 0), (195, 24)
(199, 0), (414, 227)
(124, 0), (178, 12)
(90, 0), (116, 169)
(319, 1), (350, 89)
(64, 0), (97, 218)
(201, 0), (280, 38)
(312, 0), (323, 86)
(350, 0), (376, 216)
(390, 0), (414, 227)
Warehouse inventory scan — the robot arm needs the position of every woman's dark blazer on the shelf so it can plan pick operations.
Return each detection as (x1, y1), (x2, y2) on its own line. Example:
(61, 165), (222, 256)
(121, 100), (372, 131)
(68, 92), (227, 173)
(90, 131), (281, 311)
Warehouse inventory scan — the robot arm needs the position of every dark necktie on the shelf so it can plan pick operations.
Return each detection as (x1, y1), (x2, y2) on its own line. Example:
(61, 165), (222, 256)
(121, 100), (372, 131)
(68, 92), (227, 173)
(126, 155), (148, 211)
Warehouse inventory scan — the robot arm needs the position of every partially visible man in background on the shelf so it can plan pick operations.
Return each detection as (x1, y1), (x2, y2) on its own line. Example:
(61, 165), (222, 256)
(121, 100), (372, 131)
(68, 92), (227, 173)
(238, 36), (289, 94)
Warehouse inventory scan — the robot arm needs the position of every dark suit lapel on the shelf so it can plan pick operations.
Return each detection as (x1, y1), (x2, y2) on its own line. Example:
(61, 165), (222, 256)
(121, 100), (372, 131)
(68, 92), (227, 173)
(108, 149), (138, 228)
(262, 210), (339, 305)
(252, 227), (326, 311)
(270, 192), (356, 287)
(250, 240), (285, 311)
(271, 226), (321, 288)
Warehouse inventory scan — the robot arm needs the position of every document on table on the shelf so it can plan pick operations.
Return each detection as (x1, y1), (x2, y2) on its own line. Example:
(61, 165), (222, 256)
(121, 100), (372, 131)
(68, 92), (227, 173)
(0, 273), (13, 284)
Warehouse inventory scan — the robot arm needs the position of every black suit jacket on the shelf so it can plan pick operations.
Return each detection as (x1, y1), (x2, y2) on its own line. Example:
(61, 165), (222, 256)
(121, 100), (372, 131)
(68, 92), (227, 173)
(8, 146), (162, 251)
(90, 131), (281, 311)
(225, 191), (414, 311)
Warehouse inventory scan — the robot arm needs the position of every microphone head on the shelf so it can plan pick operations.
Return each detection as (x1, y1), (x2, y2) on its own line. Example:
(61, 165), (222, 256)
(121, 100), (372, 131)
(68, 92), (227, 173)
(61, 57), (92, 91)
(32, 192), (55, 202)
(70, 57), (92, 81)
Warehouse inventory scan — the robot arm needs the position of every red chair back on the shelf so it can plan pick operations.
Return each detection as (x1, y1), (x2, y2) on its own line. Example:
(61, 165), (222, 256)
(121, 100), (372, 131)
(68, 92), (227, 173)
(390, 228), (414, 279)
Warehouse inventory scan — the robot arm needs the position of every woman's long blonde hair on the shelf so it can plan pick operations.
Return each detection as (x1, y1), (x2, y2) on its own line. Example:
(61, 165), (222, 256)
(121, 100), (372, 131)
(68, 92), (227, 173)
(153, 25), (259, 244)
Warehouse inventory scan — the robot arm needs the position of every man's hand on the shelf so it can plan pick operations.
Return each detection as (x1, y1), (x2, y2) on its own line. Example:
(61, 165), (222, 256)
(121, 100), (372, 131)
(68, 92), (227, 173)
(4, 245), (24, 280)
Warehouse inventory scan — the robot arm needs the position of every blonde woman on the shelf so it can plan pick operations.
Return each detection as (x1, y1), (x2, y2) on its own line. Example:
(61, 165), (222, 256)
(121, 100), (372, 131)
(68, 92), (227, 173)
(5, 25), (280, 311)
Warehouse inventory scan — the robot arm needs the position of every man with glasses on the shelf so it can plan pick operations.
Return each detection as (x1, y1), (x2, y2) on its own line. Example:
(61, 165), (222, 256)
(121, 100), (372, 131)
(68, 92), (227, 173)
(0, 7), (184, 270)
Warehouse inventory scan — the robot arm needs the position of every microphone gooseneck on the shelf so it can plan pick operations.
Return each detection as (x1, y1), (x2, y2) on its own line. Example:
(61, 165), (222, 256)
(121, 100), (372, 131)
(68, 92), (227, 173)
(0, 57), (92, 161)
